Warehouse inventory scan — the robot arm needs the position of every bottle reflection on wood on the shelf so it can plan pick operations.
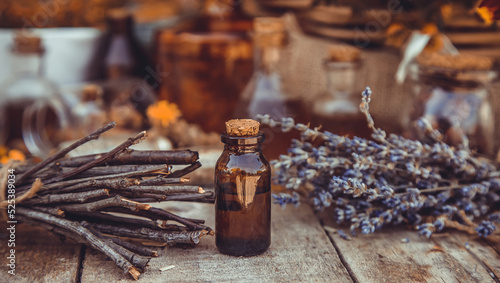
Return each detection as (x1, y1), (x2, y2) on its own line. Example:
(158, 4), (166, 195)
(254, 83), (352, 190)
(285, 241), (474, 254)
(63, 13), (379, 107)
(215, 119), (271, 256)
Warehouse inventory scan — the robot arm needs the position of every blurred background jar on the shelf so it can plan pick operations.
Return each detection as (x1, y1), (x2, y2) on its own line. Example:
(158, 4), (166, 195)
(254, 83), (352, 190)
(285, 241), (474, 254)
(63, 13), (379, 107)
(311, 44), (370, 138)
(99, 9), (156, 129)
(235, 17), (310, 159)
(154, 0), (254, 134)
(404, 53), (497, 155)
(0, 32), (71, 158)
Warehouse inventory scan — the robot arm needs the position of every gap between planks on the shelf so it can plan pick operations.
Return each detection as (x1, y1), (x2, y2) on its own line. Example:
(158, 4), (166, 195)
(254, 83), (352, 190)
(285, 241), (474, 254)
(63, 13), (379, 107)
(318, 207), (500, 283)
(317, 212), (359, 283)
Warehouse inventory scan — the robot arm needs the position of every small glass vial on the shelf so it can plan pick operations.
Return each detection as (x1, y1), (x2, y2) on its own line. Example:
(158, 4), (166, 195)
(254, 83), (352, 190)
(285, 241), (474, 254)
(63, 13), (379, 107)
(405, 53), (497, 155)
(0, 32), (70, 157)
(215, 119), (271, 256)
(70, 85), (108, 138)
(237, 17), (291, 120)
(311, 44), (370, 138)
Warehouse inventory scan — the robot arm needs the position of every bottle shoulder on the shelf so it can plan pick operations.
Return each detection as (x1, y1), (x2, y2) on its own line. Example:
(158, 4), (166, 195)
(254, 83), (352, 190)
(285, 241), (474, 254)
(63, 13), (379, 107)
(216, 150), (270, 174)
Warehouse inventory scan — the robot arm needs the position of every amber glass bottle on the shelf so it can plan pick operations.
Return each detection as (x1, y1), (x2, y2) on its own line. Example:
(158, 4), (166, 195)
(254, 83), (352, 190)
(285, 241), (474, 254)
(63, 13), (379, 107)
(215, 119), (271, 256)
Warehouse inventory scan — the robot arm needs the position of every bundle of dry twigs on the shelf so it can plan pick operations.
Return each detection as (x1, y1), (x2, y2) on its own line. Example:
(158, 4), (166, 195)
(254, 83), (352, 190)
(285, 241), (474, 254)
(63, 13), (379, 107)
(0, 122), (214, 280)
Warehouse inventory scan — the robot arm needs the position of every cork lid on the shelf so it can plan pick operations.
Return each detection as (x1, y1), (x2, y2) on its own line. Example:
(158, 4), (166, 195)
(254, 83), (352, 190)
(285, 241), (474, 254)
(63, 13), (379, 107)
(253, 17), (285, 34)
(81, 85), (103, 102)
(253, 17), (287, 47)
(327, 44), (361, 62)
(225, 119), (260, 137)
(13, 32), (43, 54)
(417, 53), (493, 71)
(107, 8), (132, 20)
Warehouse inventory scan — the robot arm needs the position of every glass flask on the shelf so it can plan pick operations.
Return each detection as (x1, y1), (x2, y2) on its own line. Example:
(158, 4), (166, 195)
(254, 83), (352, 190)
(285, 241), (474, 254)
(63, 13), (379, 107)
(215, 119), (271, 256)
(0, 32), (70, 157)
(236, 17), (309, 159)
(311, 45), (370, 138)
(405, 53), (497, 155)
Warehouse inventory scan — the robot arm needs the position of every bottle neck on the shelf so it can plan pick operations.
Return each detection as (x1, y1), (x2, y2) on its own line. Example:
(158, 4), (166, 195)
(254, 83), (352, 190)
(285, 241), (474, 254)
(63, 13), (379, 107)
(254, 45), (281, 75)
(224, 143), (261, 153)
(11, 52), (43, 76)
(221, 132), (265, 153)
(324, 61), (359, 99)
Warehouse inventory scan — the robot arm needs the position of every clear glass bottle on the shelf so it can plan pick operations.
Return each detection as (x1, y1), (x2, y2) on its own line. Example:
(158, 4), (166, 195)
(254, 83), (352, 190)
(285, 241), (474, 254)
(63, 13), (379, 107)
(215, 120), (271, 256)
(0, 32), (70, 157)
(238, 17), (290, 119)
(405, 53), (497, 155)
(311, 45), (370, 138)
(236, 17), (309, 160)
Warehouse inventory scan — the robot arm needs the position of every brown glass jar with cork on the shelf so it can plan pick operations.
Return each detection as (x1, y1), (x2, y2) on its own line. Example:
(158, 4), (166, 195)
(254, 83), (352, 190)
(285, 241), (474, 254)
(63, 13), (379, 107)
(215, 119), (271, 256)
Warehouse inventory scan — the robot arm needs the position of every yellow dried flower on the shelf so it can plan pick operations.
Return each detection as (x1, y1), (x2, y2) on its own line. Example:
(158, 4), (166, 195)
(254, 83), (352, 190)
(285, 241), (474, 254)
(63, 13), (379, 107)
(0, 146), (26, 164)
(147, 100), (182, 128)
(476, 7), (494, 24)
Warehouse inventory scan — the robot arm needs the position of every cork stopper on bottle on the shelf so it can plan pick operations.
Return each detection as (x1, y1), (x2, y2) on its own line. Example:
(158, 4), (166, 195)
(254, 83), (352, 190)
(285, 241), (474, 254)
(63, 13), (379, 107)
(327, 44), (361, 62)
(254, 17), (285, 34)
(225, 119), (260, 137)
(253, 17), (287, 47)
(81, 85), (104, 102)
(13, 32), (43, 54)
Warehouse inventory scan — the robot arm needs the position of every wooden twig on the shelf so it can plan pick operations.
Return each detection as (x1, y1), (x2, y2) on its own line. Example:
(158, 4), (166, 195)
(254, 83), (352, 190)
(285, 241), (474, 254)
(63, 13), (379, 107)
(119, 185), (205, 195)
(139, 177), (190, 186)
(106, 207), (210, 231)
(22, 165), (171, 184)
(32, 166), (169, 195)
(91, 223), (209, 245)
(19, 215), (151, 270)
(16, 122), (116, 183)
(66, 211), (161, 230)
(45, 131), (147, 184)
(106, 236), (159, 257)
(128, 192), (214, 203)
(169, 162), (202, 178)
(22, 189), (110, 205)
(0, 179), (43, 208)
(32, 206), (65, 217)
(81, 222), (151, 270)
(56, 150), (199, 167)
(43, 179), (139, 195)
(17, 207), (141, 280)
(162, 192), (214, 202)
(60, 196), (151, 213)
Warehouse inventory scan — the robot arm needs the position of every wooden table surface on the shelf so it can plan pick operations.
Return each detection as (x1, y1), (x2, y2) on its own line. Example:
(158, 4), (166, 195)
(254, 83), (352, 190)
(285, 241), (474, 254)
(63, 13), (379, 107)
(1, 201), (499, 283)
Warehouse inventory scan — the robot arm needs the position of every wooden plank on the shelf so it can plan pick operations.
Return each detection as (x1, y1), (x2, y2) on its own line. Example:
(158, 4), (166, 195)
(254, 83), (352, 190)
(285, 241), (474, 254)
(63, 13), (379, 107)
(433, 233), (500, 282)
(319, 209), (499, 283)
(446, 32), (500, 46)
(0, 224), (82, 283)
(81, 202), (353, 282)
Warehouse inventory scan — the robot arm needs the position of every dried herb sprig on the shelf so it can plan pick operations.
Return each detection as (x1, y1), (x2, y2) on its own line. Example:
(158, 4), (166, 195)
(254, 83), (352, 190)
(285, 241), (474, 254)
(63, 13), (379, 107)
(257, 87), (500, 240)
(1, 123), (214, 280)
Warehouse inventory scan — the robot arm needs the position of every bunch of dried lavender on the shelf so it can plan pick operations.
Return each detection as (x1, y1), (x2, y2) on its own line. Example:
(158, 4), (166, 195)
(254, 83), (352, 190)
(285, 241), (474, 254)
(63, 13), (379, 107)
(0, 122), (213, 280)
(257, 87), (500, 240)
